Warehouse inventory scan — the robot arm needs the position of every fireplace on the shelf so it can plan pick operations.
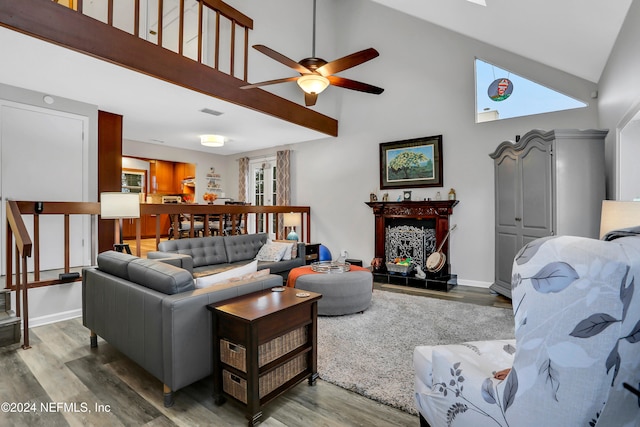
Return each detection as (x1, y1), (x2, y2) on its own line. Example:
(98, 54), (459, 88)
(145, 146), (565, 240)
(366, 200), (458, 291)
(385, 218), (436, 271)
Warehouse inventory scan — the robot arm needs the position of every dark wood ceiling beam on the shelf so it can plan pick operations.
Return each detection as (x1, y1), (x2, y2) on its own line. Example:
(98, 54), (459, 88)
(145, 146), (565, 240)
(0, 0), (338, 137)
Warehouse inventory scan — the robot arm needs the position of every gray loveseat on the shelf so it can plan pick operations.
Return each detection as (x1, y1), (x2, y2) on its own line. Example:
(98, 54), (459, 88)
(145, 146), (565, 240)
(147, 233), (305, 279)
(82, 250), (283, 407)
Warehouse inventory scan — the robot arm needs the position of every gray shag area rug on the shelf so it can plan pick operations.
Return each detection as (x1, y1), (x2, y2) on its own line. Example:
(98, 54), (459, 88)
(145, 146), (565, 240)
(316, 289), (515, 415)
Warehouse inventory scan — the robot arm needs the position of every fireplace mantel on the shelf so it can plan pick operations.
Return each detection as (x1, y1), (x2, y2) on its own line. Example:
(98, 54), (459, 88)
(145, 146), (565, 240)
(365, 200), (459, 276)
(366, 200), (458, 217)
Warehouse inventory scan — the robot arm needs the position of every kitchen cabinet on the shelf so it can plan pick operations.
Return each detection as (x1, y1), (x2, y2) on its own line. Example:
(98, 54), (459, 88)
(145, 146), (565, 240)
(150, 160), (196, 196)
(151, 160), (176, 193)
(489, 129), (607, 298)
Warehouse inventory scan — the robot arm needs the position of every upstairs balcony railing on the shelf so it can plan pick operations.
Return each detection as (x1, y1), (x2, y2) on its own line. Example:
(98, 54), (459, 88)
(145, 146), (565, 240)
(53, 0), (253, 81)
(5, 200), (311, 349)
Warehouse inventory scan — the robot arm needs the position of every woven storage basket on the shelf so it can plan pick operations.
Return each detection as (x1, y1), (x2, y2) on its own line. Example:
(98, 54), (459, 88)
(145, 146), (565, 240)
(222, 371), (248, 404)
(220, 326), (307, 373)
(222, 353), (308, 404)
(220, 339), (247, 372)
(259, 326), (307, 367)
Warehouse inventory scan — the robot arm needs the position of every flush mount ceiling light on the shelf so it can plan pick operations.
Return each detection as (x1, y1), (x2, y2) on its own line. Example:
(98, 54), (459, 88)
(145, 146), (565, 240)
(466, 0), (487, 5)
(297, 74), (330, 95)
(200, 134), (225, 147)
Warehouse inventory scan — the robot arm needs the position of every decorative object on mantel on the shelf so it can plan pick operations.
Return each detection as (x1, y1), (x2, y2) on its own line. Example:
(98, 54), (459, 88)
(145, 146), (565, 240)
(448, 188), (456, 200)
(369, 192), (377, 202)
(380, 135), (443, 189)
(382, 193), (389, 202)
(403, 190), (412, 201)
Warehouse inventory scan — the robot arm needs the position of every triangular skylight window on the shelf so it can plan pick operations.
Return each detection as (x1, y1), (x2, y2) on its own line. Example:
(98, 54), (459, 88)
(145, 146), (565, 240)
(475, 58), (587, 123)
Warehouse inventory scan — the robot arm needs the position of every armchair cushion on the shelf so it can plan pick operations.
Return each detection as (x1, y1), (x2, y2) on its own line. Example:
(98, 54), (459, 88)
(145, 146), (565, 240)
(414, 235), (640, 427)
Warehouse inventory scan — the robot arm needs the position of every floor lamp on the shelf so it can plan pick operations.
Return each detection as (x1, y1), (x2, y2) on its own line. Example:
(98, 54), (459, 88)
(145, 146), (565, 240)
(100, 192), (140, 254)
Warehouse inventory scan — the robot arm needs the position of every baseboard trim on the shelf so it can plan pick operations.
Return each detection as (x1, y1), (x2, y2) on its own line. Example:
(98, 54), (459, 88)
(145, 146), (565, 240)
(456, 279), (492, 289)
(28, 309), (82, 328)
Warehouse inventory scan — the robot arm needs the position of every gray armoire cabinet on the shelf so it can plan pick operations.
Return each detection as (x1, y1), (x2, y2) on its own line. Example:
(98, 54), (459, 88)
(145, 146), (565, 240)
(489, 129), (607, 298)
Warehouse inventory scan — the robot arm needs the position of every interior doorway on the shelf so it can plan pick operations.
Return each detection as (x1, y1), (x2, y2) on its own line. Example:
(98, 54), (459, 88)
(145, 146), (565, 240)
(248, 156), (276, 238)
(0, 100), (90, 274)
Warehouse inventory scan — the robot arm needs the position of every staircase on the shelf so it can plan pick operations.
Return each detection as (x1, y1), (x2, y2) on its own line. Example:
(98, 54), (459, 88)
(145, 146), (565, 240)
(0, 289), (21, 347)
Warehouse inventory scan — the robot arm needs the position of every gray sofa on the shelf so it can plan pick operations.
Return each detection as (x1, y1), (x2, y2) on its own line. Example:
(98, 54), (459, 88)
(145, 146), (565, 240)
(147, 233), (306, 279)
(82, 250), (283, 407)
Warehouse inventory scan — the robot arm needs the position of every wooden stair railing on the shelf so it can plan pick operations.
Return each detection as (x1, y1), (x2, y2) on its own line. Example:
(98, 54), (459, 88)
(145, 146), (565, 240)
(5, 200), (311, 349)
(53, 0), (254, 82)
(6, 200), (33, 349)
(0, 0), (338, 136)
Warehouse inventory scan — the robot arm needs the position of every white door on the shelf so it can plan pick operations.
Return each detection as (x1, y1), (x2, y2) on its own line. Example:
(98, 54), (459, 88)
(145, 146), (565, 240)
(248, 157), (276, 239)
(0, 101), (90, 274)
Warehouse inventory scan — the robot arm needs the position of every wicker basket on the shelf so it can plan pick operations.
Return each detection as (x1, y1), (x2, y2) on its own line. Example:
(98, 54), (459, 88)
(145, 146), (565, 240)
(386, 262), (413, 275)
(220, 326), (307, 373)
(222, 353), (308, 404)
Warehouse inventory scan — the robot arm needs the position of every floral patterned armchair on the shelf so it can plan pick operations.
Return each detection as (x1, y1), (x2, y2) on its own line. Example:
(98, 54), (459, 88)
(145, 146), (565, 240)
(414, 235), (640, 426)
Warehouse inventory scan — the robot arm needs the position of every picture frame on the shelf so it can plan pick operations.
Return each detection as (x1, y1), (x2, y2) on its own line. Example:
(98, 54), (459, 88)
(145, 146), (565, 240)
(379, 135), (443, 189)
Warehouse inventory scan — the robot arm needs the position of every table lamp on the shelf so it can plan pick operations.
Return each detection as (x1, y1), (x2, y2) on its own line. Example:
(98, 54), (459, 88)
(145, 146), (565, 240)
(101, 192), (140, 253)
(283, 212), (301, 241)
(599, 200), (640, 239)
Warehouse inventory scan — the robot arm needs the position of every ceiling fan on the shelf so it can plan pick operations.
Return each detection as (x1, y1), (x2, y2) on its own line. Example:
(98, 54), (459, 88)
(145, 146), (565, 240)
(240, 0), (384, 107)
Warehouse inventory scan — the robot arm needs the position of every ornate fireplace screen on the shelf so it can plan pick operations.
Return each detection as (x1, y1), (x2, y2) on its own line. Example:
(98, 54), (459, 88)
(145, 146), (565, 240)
(385, 222), (437, 270)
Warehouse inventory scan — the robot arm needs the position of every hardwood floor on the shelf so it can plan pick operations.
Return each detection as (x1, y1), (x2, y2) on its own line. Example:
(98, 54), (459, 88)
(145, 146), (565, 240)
(1, 316), (418, 427)
(0, 238), (510, 426)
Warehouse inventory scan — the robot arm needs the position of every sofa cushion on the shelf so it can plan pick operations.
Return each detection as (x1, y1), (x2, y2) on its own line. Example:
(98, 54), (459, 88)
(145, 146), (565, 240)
(128, 258), (195, 295)
(97, 250), (138, 280)
(158, 236), (228, 267)
(224, 233), (267, 263)
(194, 260), (258, 289)
(269, 240), (296, 260)
(255, 241), (288, 262)
(273, 239), (297, 259)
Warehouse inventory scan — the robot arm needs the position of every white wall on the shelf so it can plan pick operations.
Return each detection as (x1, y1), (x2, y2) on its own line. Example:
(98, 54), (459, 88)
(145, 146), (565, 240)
(597, 1), (640, 199)
(228, 0), (599, 288)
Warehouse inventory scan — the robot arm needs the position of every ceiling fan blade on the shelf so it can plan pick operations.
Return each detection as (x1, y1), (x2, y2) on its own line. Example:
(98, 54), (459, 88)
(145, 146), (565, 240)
(328, 76), (384, 94)
(305, 92), (318, 107)
(253, 44), (312, 74)
(316, 48), (380, 77)
(240, 76), (299, 89)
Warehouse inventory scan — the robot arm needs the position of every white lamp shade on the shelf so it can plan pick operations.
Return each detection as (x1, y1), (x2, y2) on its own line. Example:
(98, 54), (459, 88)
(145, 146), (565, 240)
(599, 200), (640, 238)
(283, 212), (302, 228)
(200, 134), (225, 147)
(101, 192), (140, 219)
(297, 74), (330, 94)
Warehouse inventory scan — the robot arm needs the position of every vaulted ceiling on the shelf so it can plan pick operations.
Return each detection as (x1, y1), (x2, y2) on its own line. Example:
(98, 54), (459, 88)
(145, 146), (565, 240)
(0, 0), (633, 155)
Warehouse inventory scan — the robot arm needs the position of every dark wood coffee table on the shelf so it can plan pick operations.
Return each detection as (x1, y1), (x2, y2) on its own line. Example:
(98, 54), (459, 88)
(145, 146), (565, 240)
(207, 287), (322, 426)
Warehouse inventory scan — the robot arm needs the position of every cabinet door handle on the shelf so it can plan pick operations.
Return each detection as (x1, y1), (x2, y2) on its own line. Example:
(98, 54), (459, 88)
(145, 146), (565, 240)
(515, 217), (522, 221)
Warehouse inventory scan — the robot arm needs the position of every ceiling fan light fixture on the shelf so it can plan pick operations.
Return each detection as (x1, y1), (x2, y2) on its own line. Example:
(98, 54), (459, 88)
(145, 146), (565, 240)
(297, 74), (330, 95)
(200, 134), (225, 147)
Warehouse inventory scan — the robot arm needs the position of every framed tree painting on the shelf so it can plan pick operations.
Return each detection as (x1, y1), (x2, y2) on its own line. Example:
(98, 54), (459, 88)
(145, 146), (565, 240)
(379, 135), (443, 189)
